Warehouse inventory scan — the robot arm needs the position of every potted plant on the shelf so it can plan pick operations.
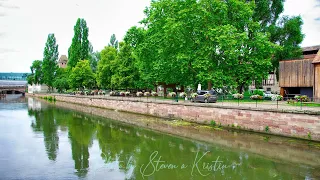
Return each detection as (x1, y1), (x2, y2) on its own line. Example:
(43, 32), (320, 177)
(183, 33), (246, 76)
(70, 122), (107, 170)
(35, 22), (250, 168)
(144, 92), (151, 97)
(136, 92), (143, 97)
(151, 92), (158, 96)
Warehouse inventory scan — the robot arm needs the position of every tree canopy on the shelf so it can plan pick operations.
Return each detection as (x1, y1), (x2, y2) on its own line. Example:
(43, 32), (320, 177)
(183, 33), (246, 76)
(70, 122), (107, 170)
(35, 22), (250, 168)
(68, 18), (90, 68)
(42, 33), (59, 91)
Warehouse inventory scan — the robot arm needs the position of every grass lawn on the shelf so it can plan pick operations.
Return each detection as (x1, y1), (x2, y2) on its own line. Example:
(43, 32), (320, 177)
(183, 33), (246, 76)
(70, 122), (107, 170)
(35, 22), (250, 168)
(287, 102), (320, 107)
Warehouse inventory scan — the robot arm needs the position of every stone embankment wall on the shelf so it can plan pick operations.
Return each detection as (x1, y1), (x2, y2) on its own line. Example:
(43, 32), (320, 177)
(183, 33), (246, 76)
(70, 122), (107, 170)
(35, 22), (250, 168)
(27, 94), (320, 141)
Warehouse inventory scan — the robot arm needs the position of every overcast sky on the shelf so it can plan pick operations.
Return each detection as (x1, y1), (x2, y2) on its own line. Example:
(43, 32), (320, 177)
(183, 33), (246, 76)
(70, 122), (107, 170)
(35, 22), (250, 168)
(0, 0), (319, 73)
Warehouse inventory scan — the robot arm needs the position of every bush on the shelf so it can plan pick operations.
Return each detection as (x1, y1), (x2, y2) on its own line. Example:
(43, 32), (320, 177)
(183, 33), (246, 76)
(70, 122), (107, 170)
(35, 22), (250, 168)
(179, 92), (187, 98)
(151, 92), (158, 96)
(250, 95), (263, 100)
(144, 92), (151, 97)
(300, 95), (309, 102)
(136, 92), (143, 97)
(48, 96), (53, 101)
(287, 99), (295, 104)
(210, 120), (216, 127)
(232, 93), (243, 99)
(253, 89), (264, 96)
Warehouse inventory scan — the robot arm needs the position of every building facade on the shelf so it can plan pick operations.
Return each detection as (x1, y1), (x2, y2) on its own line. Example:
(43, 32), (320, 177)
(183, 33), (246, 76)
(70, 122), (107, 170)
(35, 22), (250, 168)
(58, 55), (68, 68)
(279, 45), (320, 99)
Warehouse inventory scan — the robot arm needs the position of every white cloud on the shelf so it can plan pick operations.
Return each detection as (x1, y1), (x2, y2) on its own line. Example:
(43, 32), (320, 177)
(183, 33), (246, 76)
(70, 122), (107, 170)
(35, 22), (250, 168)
(283, 0), (320, 47)
(0, 0), (319, 72)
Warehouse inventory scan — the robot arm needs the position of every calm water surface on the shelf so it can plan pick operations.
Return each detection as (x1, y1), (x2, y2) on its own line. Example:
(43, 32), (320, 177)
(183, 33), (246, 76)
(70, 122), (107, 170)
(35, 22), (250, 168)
(0, 95), (319, 180)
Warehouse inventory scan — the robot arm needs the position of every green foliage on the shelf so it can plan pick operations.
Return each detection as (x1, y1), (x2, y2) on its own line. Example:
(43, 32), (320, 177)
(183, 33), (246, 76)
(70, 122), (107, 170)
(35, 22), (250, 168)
(42, 33), (59, 91)
(88, 43), (100, 72)
(69, 60), (95, 89)
(109, 34), (119, 49)
(53, 68), (69, 93)
(265, 126), (269, 133)
(210, 120), (216, 127)
(308, 132), (312, 140)
(96, 46), (118, 89)
(111, 43), (139, 89)
(68, 18), (90, 68)
(29, 60), (43, 84)
(253, 90), (264, 96)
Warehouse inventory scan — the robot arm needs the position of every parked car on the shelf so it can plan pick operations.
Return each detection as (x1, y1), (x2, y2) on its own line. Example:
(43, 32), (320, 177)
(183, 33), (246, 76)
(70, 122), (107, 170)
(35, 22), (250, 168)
(191, 90), (217, 103)
(263, 91), (273, 100)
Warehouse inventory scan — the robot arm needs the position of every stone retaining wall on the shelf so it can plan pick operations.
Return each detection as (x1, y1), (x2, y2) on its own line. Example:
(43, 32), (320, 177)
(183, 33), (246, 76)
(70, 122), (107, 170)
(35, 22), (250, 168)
(27, 93), (320, 141)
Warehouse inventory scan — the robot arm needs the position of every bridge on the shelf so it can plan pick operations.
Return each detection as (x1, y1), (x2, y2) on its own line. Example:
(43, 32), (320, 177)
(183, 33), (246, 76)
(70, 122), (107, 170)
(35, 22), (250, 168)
(0, 80), (27, 97)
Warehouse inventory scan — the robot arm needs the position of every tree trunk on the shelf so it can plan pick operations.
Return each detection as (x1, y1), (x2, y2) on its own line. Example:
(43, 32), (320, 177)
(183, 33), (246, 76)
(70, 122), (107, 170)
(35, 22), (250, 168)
(238, 84), (244, 94)
(208, 80), (212, 90)
(163, 84), (167, 97)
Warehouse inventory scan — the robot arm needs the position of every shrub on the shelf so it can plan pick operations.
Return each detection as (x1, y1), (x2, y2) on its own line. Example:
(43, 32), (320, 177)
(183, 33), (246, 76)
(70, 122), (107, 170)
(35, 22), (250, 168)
(271, 94), (283, 101)
(179, 92), (187, 98)
(250, 95), (263, 100)
(232, 93), (243, 99)
(136, 92), (143, 97)
(144, 92), (151, 97)
(265, 126), (269, 132)
(287, 99), (295, 104)
(210, 120), (216, 127)
(253, 89), (264, 96)
(151, 92), (158, 96)
(125, 92), (130, 96)
(294, 95), (300, 101)
(300, 95), (309, 102)
(168, 92), (176, 98)
(48, 96), (53, 101)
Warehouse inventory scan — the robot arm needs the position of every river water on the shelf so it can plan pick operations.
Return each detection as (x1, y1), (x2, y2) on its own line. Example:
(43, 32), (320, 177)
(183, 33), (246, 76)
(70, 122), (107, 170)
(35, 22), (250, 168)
(0, 95), (320, 180)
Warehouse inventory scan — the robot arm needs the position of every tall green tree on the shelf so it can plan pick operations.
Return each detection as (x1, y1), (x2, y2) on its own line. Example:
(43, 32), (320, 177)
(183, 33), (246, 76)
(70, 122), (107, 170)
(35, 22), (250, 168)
(108, 34), (118, 49)
(250, 0), (304, 78)
(69, 60), (95, 90)
(88, 43), (100, 72)
(28, 60), (43, 85)
(96, 46), (117, 89)
(68, 18), (90, 68)
(42, 33), (59, 91)
(53, 68), (69, 93)
(111, 42), (139, 89)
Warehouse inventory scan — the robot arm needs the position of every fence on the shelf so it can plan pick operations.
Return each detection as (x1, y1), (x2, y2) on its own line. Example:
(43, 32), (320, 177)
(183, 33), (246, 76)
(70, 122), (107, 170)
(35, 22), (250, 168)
(49, 93), (320, 113)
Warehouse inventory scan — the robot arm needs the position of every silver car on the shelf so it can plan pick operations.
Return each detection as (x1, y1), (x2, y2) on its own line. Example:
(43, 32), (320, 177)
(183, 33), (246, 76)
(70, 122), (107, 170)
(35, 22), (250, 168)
(191, 90), (217, 103)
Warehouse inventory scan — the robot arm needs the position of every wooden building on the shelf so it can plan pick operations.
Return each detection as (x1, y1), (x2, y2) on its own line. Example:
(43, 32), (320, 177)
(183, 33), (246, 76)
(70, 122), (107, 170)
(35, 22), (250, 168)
(279, 45), (320, 99)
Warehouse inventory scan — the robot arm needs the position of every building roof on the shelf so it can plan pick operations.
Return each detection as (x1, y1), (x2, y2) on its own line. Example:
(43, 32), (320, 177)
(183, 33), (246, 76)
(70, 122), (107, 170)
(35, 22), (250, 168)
(303, 45), (320, 52)
(312, 50), (320, 64)
(58, 55), (68, 63)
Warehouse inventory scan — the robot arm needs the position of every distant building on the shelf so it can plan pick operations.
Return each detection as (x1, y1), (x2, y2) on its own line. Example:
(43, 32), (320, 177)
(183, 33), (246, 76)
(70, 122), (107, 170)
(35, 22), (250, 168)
(58, 55), (68, 68)
(0, 72), (29, 81)
(28, 84), (50, 93)
(249, 72), (280, 93)
(279, 45), (320, 99)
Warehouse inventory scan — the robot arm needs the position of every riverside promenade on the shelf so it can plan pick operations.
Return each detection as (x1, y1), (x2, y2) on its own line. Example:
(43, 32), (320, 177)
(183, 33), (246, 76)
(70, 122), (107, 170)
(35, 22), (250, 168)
(27, 93), (320, 141)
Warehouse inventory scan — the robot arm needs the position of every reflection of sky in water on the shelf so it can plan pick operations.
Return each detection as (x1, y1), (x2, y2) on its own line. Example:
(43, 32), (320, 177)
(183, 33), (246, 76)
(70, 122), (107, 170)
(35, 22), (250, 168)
(0, 98), (319, 179)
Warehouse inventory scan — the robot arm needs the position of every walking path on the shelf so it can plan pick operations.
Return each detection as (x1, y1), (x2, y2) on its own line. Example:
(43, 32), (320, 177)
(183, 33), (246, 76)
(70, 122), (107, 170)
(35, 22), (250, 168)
(53, 94), (320, 114)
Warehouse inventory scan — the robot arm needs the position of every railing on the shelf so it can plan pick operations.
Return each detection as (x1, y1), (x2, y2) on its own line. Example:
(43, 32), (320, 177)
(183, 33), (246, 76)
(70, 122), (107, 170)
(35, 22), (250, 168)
(49, 93), (320, 113)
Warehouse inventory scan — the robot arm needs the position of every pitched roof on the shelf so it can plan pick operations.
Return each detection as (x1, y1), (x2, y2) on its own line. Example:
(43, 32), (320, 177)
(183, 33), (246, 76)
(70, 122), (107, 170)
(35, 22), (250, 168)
(312, 50), (320, 64)
(303, 45), (320, 52)
(59, 55), (68, 62)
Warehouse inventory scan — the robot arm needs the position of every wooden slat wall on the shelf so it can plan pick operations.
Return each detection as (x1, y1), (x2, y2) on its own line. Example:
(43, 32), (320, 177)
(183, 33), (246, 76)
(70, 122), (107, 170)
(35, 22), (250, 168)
(279, 59), (314, 87)
(314, 64), (320, 100)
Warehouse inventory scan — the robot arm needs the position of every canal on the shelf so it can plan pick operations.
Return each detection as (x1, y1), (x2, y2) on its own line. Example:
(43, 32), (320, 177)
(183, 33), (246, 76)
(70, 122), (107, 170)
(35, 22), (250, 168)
(0, 95), (320, 179)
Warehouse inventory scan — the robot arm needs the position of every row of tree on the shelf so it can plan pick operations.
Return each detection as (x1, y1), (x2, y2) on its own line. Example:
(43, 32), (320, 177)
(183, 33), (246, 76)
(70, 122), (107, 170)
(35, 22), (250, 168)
(28, 0), (304, 93)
